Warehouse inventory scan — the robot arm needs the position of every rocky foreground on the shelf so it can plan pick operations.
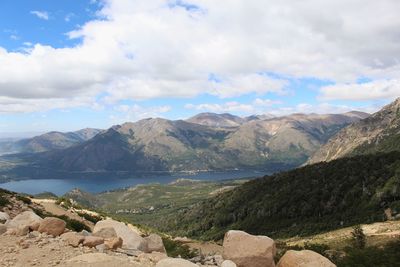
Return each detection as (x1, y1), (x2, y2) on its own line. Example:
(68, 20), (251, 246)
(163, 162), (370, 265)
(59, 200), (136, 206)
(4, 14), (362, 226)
(0, 193), (336, 267)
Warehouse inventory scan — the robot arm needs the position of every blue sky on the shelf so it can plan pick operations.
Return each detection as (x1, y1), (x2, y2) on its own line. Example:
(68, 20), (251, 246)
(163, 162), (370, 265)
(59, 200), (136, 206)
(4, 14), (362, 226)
(0, 0), (399, 134)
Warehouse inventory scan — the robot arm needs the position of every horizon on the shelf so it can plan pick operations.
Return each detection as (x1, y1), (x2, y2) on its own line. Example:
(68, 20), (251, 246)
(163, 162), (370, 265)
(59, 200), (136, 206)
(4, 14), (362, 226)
(0, 108), (373, 137)
(1, 0), (400, 133)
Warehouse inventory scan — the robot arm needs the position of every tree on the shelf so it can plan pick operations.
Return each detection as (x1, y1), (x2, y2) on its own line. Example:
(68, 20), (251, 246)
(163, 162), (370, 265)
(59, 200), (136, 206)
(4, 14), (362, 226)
(351, 225), (366, 249)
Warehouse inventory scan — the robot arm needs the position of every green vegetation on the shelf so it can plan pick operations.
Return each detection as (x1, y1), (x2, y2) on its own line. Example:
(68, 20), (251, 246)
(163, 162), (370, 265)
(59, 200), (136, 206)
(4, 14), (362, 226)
(162, 152), (400, 240)
(351, 225), (366, 249)
(162, 237), (198, 259)
(0, 195), (9, 207)
(56, 215), (91, 232)
(71, 179), (246, 230)
(31, 207), (91, 232)
(337, 240), (400, 267)
(16, 195), (32, 204)
(76, 211), (102, 224)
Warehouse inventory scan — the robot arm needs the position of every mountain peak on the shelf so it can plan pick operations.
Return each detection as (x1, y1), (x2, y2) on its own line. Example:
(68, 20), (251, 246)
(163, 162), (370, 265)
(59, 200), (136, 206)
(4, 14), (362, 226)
(308, 97), (400, 164)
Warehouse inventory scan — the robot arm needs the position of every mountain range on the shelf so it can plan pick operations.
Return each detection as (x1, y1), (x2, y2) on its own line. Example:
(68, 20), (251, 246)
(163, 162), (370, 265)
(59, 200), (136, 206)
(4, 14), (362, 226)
(0, 128), (103, 155)
(308, 98), (400, 164)
(12, 111), (367, 173)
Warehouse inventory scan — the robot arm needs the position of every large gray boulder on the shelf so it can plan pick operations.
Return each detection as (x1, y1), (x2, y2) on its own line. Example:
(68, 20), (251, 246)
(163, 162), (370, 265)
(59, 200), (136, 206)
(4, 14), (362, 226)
(277, 250), (336, 267)
(156, 258), (198, 267)
(223, 230), (276, 267)
(5, 210), (42, 229)
(94, 219), (147, 251)
(144, 234), (166, 253)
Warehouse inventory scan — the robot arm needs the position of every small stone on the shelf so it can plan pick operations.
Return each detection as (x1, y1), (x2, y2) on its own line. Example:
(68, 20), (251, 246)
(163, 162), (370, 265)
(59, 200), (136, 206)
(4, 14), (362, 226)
(83, 236), (104, 248)
(221, 260), (237, 267)
(104, 237), (123, 250)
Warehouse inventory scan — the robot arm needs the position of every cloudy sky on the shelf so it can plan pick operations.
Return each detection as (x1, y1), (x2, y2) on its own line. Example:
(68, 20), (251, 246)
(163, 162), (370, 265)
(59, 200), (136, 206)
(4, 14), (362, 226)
(0, 0), (400, 133)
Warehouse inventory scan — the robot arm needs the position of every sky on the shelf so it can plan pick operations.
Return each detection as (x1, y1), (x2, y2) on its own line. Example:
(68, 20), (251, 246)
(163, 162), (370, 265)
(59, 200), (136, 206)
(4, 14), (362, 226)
(0, 0), (400, 134)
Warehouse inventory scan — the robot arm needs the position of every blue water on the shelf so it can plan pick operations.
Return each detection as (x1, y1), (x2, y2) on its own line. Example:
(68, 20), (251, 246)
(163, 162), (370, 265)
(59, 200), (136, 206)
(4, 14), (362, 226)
(0, 170), (265, 196)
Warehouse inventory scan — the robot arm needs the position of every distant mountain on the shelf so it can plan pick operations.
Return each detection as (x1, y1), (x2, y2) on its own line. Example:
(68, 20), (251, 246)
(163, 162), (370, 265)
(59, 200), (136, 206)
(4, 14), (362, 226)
(0, 128), (103, 154)
(163, 151), (400, 240)
(186, 113), (245, 128)
(308, 98), (400, 164)
(29, 112), (367, 172)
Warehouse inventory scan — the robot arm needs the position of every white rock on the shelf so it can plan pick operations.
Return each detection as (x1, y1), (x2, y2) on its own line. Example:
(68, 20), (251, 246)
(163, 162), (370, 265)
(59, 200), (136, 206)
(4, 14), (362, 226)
(0, 212), (10, 223)
(94, 219), (147, 251)
(277, 250), (336, 267)
(221, 260), (237, 267)
(145, 233), (166, 253)
(156, 258), (198, 267)
(5, 211), (42, 229)
(223, 230), (276, 267)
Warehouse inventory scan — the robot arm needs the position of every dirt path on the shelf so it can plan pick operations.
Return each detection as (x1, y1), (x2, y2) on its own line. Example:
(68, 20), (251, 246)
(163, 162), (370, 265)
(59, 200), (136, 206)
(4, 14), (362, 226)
(285, 220), (400, 248)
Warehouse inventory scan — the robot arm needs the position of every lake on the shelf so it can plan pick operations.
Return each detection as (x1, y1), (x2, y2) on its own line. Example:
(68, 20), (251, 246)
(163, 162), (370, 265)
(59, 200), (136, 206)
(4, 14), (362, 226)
(0, 170), (265, 195)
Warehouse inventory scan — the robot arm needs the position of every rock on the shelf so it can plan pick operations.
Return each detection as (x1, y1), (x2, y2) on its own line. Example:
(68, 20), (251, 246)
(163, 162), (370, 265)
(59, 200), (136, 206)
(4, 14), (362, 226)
(277, 250), (336, 267)
(15, 225), (30, 236)
(61, 232), (85, 247)
(96, 243), (106, 253)
(0, 212), (10, 223)
(5, 210), (42, 229)
(222, 260), (237, 267)
(29, 221), (41, 231)
(80, 230), (92, 236)
(0, 224), (7, 235)
(138, 252), (168, 263)
(93, 227), (117, 239)
(83, 236), (104, 247)
(65, 253), (135, 267)
(104, 237), (123, 250)
(38, 217), (66, 237)
(94, 219), (147, 251)
(223, 230), (276, 267)
(145, 233), (166, 253)
(156, 258), (198, 267)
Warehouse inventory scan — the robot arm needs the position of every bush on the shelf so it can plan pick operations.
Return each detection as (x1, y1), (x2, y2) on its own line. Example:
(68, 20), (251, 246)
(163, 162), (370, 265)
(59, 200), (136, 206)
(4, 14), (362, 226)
(162, 237), (198, 259)
(56, 215), (91, 232)
(76, 211), (102, 224)
(0, 195), (10, 207)
(351, 225), (366, 249)
(16, 195), (32, 204)
(337, 240), (400, 267)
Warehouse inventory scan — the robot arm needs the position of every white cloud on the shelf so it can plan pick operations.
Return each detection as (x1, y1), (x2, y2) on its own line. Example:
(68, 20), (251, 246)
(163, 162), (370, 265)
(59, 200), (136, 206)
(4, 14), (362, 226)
(319, 79), (400, 101)
(269, 103), (378, 116)
(185, 98), (281, 114)
(30, 11), (49, 20)
(0, 0), (399, 113)
(110, 104), (171, 123)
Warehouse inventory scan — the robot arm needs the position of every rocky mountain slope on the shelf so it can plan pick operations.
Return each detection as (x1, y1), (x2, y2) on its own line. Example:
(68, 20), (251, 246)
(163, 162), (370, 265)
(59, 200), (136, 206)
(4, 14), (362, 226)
(308, 98), (400, 164)
(1, 187), (341, 267)
(26, 112), (367, 172)
(0, 128), (103, 154)
(186, 113), (246, 128)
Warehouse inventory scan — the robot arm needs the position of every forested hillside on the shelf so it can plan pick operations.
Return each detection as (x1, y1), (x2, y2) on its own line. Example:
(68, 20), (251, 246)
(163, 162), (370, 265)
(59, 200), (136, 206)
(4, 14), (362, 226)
(164, 152), (400, 240)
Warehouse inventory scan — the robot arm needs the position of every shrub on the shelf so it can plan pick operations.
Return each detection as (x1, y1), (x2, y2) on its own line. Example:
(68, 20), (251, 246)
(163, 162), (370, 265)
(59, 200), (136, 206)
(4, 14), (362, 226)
(16, 195), (32, 204)
(162, 237), (198, 259)
(0, 195), (10, 207)
(351, 225), (366, 249)
(337, 240), (400, 267)
(76, 211), (102, 224)
(56, 215), (91, 232)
